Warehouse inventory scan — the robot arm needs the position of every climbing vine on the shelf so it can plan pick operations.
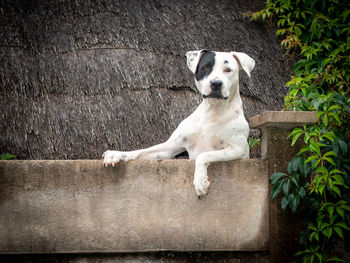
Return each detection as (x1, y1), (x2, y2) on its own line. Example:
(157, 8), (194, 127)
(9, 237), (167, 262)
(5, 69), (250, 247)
(247, 0), (350, 262)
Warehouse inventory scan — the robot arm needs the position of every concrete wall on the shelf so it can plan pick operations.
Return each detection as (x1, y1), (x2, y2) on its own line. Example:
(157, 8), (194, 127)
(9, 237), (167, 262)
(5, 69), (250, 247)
(0, 159), (268, 254)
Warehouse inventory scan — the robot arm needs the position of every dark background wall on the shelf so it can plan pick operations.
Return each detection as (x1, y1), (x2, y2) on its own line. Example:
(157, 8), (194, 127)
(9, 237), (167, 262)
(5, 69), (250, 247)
(0, 0), (293, 159)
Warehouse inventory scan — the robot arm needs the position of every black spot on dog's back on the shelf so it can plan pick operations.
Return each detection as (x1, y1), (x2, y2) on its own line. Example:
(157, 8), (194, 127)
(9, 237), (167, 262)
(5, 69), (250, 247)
(195, 51), (215, 81)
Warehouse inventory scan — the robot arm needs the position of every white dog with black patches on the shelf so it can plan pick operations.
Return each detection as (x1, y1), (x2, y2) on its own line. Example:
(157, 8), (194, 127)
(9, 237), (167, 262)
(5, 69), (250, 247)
(103, 50), (255, 197)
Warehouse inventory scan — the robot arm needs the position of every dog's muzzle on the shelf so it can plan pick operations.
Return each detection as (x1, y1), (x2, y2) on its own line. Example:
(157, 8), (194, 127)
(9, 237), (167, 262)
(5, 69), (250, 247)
(202, 93), (228, 100)
(203, 80), (228, 100)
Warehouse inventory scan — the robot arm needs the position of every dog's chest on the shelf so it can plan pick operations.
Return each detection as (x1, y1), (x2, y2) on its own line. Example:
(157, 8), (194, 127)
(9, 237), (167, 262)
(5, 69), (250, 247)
(182, 122), (231, 159)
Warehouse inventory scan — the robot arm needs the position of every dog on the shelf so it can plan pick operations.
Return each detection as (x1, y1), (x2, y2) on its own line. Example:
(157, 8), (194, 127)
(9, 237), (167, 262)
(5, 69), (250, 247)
(102, 50), (255, 197)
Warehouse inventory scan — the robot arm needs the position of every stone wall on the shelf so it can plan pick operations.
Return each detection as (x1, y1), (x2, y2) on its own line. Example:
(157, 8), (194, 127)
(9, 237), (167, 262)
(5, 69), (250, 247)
(0, 159), (268, 253)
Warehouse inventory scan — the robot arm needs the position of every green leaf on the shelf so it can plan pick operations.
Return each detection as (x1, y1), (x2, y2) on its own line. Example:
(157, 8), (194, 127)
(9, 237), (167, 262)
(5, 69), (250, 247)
(270, 172), (287, 184)
(334, 227), (344, 239)
(335, 222), (350, 230)
(271, 178), (286, 201)
(330, 215), (338, 225)
(309, 141), (321, 155)
(317, 110), (325, 120)
(299, 159), (310, 177)
(315, 166), (328, 174)
(322, 132), (335, 142)
(298, 146), (310, 156)
(329, 112), (341, 125)
(291, 173), (300, 186)
(293, 60), (307, 72)
(319, 183), (326, 195)
(333, 142), (340, 155)
(291, 157), (301, 172)
(281, 196), (289, 210)
(327, 205), (334, 216)
(323, 157), (337, 166)
(290, 194), (300, 213)
(294, 26), (302, 36)
(321, 202), (333, 210)
(341, 205), (350, 212)
(332, 174), (345, 186)
(336, 207), (345, 220)
(338, 140), (348, 155)
(323, 151), (337, 158)
(322, 227), (333, 239)
(330, 169), (345, 175)
(295, 249), (310, 256)
(310, 232), (320, 242)
(323, 114), (329, 126)
(305, 61), (317, 72)
(308, 224), (318, 232)
(312, 159), (321, 169)
(1, 153), (16, 160)
(332, 186), (341, 197)
(287, 161), (293, 174)
(288, 128), (304, 138)
(304, 132), (311, 143)
(299, 187), (306, 198)
(315, 253), (323, 263)
(291, 133), (303, 146)
(337, 200), (347, 205)
(326, 256), (344, 261)
(328, 105), (341, 111)
(283, 179), (291, 196)
(313, 99), (323, 110)
(306, 155), (319, 163)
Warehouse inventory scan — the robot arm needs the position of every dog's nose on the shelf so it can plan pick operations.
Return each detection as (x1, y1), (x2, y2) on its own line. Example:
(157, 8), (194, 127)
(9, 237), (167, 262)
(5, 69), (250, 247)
(210, 80), (223, 91)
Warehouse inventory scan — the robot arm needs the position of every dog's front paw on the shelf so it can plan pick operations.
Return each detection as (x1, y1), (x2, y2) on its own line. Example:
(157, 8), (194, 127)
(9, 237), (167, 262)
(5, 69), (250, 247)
(193, 172), (211, 197)
(102, 150), (127, 167)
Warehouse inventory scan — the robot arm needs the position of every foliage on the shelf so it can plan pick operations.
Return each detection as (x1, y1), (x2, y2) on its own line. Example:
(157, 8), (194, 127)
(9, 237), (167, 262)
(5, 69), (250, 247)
(247, 0), (350, 262)
(248, 136), (261, 149)
(249, 137), (261, 158)
(1, 153), (16, 160)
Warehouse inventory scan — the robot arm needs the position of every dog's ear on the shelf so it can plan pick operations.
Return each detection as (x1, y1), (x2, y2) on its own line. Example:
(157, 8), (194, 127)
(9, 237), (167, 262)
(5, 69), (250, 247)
(186, 50), (207, 74)
(231, 52), (255, 78)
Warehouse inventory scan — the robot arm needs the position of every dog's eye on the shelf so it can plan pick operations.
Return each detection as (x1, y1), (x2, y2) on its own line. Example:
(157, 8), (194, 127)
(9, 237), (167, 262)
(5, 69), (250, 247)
(202, 67), (209, 72)
(224, 68), (232, 73)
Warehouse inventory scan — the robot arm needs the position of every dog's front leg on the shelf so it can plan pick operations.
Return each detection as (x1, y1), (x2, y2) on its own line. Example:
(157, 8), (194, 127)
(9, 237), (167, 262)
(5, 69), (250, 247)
(103, 139), (185, 167)
(194, 147), (248, 196)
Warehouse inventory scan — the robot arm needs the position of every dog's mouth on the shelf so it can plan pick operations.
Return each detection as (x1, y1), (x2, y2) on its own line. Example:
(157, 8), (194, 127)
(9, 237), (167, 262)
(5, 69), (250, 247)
(202, 93), (228, 100)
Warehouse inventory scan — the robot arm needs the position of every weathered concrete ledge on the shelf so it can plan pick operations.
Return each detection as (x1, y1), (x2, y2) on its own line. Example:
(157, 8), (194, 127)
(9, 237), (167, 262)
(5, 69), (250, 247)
(250, 111), (317, 129)
(0, 159), (268, 254)
(250, 111), (316, 160)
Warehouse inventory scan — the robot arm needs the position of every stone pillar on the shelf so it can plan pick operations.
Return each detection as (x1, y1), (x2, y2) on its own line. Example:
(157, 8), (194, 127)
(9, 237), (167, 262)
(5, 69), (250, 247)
(250, 111), (316, 263)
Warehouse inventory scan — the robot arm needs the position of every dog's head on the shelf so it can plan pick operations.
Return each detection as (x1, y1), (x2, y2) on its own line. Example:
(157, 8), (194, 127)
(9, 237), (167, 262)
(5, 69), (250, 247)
(186, 50), (255, 101)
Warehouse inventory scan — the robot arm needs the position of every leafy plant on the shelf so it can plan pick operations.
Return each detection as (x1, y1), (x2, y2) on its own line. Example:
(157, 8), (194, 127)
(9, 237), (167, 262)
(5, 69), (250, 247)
(249, 137), (261, 158)
(248, 137), (261, 149)
(247, 0), (350, 262)
(1, 153), (16, 160)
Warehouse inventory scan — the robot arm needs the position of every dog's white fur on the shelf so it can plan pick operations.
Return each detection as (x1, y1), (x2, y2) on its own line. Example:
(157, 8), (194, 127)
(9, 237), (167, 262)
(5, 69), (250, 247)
(103, 50), (255, 197)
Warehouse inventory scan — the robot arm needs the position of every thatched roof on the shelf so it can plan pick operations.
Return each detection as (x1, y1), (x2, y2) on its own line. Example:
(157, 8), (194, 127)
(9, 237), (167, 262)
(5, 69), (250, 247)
(0, 0), (293, 159)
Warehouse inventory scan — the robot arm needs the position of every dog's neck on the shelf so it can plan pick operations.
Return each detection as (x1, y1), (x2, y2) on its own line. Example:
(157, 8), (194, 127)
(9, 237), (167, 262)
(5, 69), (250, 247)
(201, 92), (243, 120)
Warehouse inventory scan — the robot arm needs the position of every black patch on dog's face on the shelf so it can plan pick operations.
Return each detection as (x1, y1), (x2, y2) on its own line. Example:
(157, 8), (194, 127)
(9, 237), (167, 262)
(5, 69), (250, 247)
(195, 51), (216, 81)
